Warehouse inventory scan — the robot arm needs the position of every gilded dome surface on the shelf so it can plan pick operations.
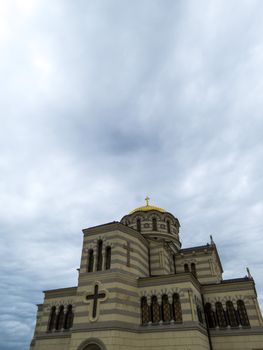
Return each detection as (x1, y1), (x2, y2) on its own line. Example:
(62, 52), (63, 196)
(129, 197), (166, 214)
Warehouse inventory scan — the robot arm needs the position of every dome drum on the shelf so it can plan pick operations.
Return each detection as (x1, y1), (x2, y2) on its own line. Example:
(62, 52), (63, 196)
(120, 209), (181, 250)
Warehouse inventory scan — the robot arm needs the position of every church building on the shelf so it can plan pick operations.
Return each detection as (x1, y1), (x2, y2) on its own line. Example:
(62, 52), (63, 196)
(30, 198), (263, 350)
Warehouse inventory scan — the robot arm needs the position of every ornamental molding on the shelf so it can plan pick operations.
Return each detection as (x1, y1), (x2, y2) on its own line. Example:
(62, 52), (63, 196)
(46, 300), (75, 312)
(139, 287), (184, 299)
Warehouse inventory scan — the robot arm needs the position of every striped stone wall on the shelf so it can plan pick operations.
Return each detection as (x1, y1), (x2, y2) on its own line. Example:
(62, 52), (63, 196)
(176, 245), (223, 284)
(80, 223), (149, 278)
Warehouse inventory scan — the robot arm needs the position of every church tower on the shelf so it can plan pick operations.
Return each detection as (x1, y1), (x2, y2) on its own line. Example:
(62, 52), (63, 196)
(30, 198), (263, 350)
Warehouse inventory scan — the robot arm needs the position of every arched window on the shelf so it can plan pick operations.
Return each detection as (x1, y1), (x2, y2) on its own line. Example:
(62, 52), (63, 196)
(47, 306), (56, 331)
(96, 240), (103, 271)
(55, 305), (64, 331)
(141, 297), (150, 325)
(87, 249), (94, 272)
(173, 255), (176, 274)
(151, 296), (160, 323)
(105, 246), (111, 270)
(226, 301), (238, 327)
(162, 294), (171, 322)
(184, 263), (189, 272)
(64, 305), (74, 330)
(204, 303), (217, 328)
(167, 220), (171, 233)
(215, 302), (227, 328)
(197, 305), (203, 324)
(152, 217), (157, 231)
(172, 293), (182, 323)
(237, 300), (250, 327)
(191, 263), (197, 278)
(136, 218), (141, 232)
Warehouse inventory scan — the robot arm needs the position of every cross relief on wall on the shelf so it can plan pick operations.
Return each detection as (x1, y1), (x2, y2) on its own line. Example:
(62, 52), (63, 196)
(84, 281), (108, 322)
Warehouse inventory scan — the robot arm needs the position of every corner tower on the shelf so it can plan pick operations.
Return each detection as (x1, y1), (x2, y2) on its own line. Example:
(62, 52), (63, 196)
(120, 197), (181, 275)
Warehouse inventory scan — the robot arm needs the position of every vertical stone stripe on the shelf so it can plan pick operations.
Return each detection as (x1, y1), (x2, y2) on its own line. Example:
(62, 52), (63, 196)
(188, 289), (195, 321)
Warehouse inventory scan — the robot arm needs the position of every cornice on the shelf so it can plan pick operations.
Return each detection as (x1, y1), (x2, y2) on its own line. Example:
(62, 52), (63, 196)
(138, 272), (201, 291)
(202, 278), (255, 294)
(82, 222), (149, 247)
(43, 286), (77, 297)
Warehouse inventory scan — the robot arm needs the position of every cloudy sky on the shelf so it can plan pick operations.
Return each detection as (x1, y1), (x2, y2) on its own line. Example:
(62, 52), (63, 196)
(1, 0), (263, 349)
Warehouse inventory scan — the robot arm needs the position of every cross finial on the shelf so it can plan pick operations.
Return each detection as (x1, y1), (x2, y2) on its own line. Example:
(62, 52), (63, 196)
(145, 196), (150, 206)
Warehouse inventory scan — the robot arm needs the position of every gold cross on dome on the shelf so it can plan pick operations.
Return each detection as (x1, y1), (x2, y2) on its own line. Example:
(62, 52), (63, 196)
(145, 196), (150, 206)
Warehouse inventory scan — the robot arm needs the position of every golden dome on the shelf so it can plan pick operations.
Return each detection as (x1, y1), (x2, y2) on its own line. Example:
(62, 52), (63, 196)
(129, 196), (166, 214)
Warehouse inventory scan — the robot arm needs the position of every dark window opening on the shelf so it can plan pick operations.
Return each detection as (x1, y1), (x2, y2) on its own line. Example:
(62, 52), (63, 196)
(205, 303), (217, 328)
(141, 297), (150, 325)
(96, 240), (103, 271)
(105, 246), (111, 270)
(47, 306), (56, 331)
(173, 293), (182, 322)
(152, 217), (157, 231)
(151, 296), (160, 323)
(215, 302), (227, 328)
(55, 305), (64, 331)
(64, 305), (74, 330)
(226, 301), (239, 327)
(136, 218), (141, 232)
(162, 294), (171, 322)
(237, 300), (250, 327)
(173, 255), (176, 274)
(87, 249), (94, 272)
(191, 262), (197, 278)
(167, 220), (171, 233)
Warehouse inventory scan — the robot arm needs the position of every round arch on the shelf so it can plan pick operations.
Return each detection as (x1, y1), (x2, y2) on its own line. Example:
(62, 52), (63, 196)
(77, 338), (107, 350)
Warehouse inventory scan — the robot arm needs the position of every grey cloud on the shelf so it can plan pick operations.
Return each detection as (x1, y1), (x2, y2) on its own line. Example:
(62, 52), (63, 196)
(1, 1), (263, 349)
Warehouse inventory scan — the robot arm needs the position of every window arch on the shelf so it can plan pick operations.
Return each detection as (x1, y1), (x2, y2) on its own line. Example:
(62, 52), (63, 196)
(141, 297), (150, 325)
(105, 246), (111, 270)
(136, 218), (141, 232)
(151, 296), (160, 323)
(167, 220), (171, 233)
(55, 305), (64, 331)
(47, 306), (56, 331)
(191, 263), (197, 278)
(64, 305), (74, 330)
(87, 249), (94, 272)
(226, 301), (238, 327)
(184, 263), (189, 272)
(162, 294), (171, 322)
(237, 300), (250, 327)
(215, 302), (227, 328)
(152, 217), (157, 231)
(205, 303), (217, 328)
(172, 293), (182, 322)
(96, 240), (103, 271)
(78, 338), (107, 350)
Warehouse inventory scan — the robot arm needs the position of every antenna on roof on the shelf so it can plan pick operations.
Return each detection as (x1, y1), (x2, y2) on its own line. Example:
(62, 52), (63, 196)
(210, 235), (215, 245)
(246, 267), (252, 279)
